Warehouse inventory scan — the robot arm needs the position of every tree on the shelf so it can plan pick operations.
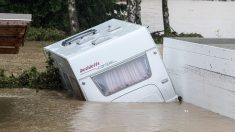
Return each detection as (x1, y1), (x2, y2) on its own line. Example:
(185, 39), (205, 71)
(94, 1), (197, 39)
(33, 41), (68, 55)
(76, 0), (126, 30)
(127, 0), (135, 23)
(127, 0), (142, 24)
(67, 0), (79, 34)
(4, 0), (126, 32)
(162, 0), (171, 34)
(5, 0), (70, 32)
(0, 0), (7, 12)
(135, 0), (142, 25)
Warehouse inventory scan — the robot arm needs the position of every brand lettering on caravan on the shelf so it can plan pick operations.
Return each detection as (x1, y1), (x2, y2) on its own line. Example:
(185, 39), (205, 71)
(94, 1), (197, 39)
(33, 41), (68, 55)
(80, 62), (100, 73)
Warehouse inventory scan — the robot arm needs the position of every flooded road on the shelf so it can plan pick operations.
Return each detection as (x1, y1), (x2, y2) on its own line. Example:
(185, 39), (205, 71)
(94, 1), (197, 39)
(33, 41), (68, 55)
(1, 88), (235, 132)
(142, 0), (235, 38)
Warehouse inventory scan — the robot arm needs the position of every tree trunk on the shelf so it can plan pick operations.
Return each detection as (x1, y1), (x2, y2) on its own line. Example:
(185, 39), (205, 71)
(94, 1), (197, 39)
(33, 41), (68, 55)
(68, 0), (79, 34)
(127, 0), (136, 23)
(135, 0), (142, 25)
(127, 0), (142, 24)
(162, 0), (171, 34)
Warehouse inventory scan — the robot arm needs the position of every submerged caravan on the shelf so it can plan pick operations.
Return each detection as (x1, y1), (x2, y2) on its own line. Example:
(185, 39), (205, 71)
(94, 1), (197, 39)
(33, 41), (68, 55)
(44, 19), (178, 102)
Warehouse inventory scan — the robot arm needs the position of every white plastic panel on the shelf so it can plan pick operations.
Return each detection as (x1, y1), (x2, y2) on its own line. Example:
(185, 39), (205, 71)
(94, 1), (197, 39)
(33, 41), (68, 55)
(146, 48), (177, 102)
(112, 85), (164, 102)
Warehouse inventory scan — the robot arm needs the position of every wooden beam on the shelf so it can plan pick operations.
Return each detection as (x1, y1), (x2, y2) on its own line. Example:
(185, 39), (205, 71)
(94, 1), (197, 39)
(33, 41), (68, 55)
(0, 27), (26, 36)
(0, 47), (19, 54)
(0, 36), (23, 46)
(0, 20), (29, 26)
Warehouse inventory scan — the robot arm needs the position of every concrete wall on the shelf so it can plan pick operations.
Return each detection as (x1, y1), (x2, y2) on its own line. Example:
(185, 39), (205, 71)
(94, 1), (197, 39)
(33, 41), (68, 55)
(163, 38), (235, 119)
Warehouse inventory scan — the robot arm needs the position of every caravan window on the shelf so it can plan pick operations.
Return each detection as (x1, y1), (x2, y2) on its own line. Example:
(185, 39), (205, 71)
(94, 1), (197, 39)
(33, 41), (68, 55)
(92, 55), (151, 96)
(62, 72), (73, 92)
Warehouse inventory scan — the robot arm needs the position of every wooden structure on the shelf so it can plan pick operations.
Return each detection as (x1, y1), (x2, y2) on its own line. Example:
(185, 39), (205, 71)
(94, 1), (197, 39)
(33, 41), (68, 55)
(0, 13), (31, 54)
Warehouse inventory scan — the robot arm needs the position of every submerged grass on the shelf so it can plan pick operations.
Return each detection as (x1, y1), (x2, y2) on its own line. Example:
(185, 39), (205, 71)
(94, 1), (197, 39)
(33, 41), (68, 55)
(0, 55), (63, 90)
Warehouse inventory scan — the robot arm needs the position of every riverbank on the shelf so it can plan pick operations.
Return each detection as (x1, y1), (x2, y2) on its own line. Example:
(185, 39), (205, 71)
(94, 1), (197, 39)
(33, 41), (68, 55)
(0, 41), (50, 75)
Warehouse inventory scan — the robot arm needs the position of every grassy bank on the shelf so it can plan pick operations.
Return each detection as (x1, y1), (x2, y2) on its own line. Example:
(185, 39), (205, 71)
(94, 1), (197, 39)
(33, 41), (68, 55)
(26, 27), (66, 41)
(0, 42), (62, 90)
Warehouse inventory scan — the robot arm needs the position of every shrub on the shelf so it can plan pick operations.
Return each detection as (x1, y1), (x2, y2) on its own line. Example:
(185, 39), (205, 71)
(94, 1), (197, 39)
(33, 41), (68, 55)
(18, 67), (39, 88)
(0, 69), (18, 88)
(3, 0), (126, 32)
(152, 31), (203, 44)
(0, 56), (63, 90)
(26, 27), (66, 41)
(34, 57), (63, 90)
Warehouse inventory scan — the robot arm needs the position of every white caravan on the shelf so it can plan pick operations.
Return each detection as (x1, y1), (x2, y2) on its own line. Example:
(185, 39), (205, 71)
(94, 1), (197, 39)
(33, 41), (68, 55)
(44, 19), (178, 102)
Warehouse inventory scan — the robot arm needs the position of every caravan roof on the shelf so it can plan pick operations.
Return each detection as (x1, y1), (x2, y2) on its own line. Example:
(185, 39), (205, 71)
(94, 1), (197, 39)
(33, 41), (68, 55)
(45, 19), (153, 58)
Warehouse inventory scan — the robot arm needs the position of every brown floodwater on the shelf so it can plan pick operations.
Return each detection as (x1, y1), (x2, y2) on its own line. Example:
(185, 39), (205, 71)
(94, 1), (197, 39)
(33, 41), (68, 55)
(0, 88), (235, 132)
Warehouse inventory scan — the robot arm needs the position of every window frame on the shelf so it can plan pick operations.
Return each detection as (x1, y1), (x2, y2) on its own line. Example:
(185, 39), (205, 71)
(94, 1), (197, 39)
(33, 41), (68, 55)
(91, 54), (152, 96)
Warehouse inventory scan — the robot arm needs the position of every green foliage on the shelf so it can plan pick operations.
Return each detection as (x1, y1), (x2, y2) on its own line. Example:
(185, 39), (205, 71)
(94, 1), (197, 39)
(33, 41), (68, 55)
(4, 0), (70, 32)
(76, 0), (126, 30)
(18, 67), (39, 88)
(26, 27), (66, 41)
(177, 33), (203, 37)
(0, 0), (7, 12)
(35, 57), (63, 89)
(152, 32), (203, 44)
(0, 56), (63, 90)
(0, 70), (18, 88)
(3, 0), (126, 32)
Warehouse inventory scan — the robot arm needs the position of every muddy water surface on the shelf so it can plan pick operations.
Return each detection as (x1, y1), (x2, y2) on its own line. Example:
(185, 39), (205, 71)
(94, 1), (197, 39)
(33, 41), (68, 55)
(1, 88), (235, 132)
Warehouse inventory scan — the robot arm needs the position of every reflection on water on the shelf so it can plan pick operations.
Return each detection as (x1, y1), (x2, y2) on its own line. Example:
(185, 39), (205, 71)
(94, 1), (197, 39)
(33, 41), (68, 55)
(0, 98), (14, 122)
(1, 88), (235, 132)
